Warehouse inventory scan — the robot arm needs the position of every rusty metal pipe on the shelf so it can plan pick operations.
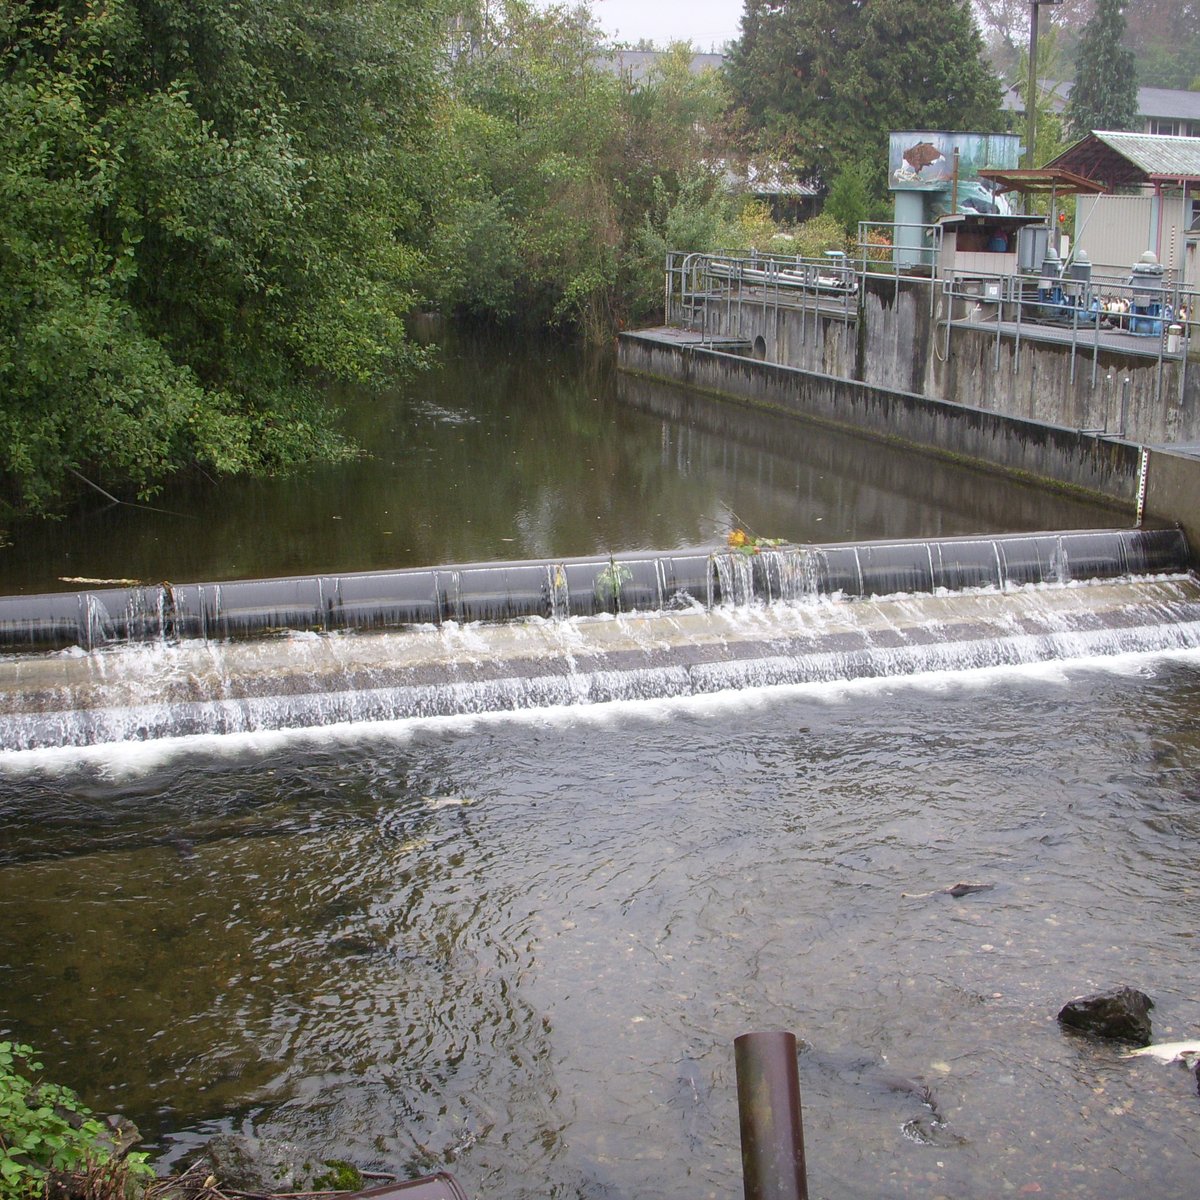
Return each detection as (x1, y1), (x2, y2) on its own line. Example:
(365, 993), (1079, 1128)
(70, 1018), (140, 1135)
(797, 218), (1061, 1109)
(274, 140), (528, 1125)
(734, 1031), (809, 1200)
(350, 1175), (468, 1200)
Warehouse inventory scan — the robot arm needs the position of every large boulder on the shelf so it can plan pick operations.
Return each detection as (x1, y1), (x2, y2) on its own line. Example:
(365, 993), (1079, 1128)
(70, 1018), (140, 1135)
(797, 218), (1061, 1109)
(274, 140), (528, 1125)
(1057, 986), (1154, 1045)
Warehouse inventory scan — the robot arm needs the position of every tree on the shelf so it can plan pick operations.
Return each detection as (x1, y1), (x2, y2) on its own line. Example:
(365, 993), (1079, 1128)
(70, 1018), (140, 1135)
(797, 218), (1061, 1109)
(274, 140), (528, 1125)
(0, 0), (444, 518)
(823, 164), (873, 237)
(1123, 0), (1200, 89)
(1064, 0), (1138, 137)
(725, 0), (1002, 192)
(427, 3), (738, 337)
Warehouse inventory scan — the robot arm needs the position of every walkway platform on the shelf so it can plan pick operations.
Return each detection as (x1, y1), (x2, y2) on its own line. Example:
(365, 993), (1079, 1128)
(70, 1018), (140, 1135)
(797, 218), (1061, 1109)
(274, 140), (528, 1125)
(953, 312), (1186, 361)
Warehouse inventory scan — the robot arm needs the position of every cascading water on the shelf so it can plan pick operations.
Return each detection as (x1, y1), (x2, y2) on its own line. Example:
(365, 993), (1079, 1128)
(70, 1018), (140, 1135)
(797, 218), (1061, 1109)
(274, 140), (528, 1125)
(0, 528), (1195, 752)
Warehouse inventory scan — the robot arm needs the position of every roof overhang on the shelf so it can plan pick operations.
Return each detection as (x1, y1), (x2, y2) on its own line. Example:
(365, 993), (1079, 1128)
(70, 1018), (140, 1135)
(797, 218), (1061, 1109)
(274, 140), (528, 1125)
(936, 213), (1046, 228)
(977, 168), (1107, 196)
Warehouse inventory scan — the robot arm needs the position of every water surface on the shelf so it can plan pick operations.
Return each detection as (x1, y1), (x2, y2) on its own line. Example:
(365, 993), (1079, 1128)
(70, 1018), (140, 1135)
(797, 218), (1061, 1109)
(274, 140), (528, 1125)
(0, 332), (1191, 1200)
(2, 655), (1199, 1199)
(0, 333), (1122, 594)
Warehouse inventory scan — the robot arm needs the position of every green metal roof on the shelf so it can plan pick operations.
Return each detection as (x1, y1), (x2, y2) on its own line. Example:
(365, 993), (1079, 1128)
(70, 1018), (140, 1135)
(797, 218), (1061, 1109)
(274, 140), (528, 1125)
(1049, 132), (1200, 186)
(1092, 132), (1200, 179)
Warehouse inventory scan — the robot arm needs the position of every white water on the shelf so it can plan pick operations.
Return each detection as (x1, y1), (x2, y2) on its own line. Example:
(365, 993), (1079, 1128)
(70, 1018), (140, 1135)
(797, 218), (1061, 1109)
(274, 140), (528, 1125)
(3, 576), (1200, 752)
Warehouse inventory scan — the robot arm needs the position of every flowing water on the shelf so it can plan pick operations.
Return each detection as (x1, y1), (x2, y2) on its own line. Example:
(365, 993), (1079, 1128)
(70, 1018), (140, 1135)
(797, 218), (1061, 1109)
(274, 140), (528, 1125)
(2, 658), (1200, 1199)
(1, 333), (1198, 1198)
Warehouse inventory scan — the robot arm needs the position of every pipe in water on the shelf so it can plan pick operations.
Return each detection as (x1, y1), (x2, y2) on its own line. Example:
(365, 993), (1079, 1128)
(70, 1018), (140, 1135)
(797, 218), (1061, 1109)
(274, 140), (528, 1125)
(734, 1030), (808, 1200)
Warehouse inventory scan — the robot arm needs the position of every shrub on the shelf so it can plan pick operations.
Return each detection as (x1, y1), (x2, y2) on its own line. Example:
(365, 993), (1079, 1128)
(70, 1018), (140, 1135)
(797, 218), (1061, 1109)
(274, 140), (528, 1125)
(789, 213), (850, 260)
(0, 1043), (152, 1200)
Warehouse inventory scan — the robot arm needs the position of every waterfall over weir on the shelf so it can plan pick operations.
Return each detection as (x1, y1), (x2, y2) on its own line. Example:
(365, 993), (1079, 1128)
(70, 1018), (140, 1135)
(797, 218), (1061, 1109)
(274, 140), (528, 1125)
(1, 528), (1198, 751)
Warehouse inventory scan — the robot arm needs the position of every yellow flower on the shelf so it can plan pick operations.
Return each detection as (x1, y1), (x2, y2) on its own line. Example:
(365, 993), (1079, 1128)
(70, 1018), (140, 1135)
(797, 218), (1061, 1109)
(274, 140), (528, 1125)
(728, 528), (748, 548)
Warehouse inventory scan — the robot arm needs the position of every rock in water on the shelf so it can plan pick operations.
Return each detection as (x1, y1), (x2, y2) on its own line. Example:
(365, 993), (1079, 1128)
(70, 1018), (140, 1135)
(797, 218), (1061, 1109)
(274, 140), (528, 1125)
(197, 1134), (327, 1193)
(1057, 986), (1154, 1045)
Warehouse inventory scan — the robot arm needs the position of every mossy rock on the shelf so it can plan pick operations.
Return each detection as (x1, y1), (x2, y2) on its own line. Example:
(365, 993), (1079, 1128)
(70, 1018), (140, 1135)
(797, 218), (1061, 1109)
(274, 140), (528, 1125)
(313, 1160), (364, 1192)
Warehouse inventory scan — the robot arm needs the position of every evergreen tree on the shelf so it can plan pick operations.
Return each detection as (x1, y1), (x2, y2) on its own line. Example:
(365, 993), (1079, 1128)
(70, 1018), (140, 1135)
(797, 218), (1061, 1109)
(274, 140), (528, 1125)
(1064, 0), (1138, 138)
(724, 0), (1001, 191)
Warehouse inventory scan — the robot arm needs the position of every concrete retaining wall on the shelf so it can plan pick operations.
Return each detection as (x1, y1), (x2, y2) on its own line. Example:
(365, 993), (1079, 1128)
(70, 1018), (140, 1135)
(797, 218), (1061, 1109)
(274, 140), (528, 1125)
(619, 334), (1144, 506)
(1144, 448), (1200, 560)
(674, 276), (1200, 446)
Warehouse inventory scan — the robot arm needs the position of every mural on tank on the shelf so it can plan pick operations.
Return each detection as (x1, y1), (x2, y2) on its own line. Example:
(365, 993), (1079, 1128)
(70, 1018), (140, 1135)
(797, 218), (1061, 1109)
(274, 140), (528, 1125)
(888, 132), (1021, 190)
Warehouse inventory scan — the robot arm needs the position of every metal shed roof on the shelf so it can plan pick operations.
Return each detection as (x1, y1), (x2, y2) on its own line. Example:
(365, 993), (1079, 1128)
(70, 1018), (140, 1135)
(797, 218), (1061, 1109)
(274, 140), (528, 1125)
(1048, 132), (1200, 187)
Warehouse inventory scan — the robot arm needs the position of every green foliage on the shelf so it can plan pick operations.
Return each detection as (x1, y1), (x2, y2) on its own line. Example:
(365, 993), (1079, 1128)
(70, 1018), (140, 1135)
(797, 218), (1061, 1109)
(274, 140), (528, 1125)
(724, 200), (786, 253)
(312, 1160), (363, 1191)
(1121, 0), (1200, 90)
(788, 213), (852, 260)
(1009, 27), (1070, 170)
(0, 1042), (152, 1199)
(593, 561), (632, 605)
(823, 164), (873, 239)
(0, 0), (440, 518)
(429, 4), (739, 338)
(1064, 0), (1138, 139)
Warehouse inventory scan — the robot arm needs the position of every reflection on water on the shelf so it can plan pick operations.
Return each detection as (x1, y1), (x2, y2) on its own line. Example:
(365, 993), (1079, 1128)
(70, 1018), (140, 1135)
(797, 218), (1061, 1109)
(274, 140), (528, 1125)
(0, 332), (1121, 595)
(2, 656), (1200, 1199)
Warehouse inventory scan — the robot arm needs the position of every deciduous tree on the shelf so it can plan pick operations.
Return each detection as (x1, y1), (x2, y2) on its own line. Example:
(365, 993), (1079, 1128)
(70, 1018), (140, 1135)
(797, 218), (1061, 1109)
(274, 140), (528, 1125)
(0, 0), (443, 518)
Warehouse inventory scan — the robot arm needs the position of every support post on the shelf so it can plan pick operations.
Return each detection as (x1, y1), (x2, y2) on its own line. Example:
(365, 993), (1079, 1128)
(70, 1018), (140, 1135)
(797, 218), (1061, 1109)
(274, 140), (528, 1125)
(734, 1031), (809, 1200)
(1025, 1), (1040, 173)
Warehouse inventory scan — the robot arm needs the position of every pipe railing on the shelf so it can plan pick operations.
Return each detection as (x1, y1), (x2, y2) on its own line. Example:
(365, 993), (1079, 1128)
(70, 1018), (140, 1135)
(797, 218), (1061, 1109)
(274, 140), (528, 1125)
(665, 249), (859, 340)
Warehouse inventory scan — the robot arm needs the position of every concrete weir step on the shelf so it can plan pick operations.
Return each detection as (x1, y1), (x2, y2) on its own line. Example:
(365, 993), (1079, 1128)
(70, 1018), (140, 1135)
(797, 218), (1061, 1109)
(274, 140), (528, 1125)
(4, 573), (1200, 751)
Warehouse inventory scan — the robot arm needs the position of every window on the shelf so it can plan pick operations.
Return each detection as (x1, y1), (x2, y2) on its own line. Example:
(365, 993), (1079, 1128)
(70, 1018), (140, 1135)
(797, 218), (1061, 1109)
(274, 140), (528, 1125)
(1148, 118), (1200, 138)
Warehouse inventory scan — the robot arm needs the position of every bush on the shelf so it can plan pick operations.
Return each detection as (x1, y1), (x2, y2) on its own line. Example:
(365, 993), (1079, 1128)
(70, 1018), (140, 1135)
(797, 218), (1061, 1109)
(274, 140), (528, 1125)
(789, 213), (850, 260)
(823, 164), (872, 238)
(0, 1043), (152, 1200)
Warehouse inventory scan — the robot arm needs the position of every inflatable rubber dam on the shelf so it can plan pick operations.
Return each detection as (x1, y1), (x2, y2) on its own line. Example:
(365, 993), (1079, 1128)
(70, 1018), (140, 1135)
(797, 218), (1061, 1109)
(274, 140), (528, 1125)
(2, 527), (1199, 752)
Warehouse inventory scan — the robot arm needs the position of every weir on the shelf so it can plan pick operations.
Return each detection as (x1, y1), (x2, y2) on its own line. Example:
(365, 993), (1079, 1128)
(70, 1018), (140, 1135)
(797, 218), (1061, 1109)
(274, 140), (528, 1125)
(0, 529), (1198, 753)
(0, 528), (1187, 652)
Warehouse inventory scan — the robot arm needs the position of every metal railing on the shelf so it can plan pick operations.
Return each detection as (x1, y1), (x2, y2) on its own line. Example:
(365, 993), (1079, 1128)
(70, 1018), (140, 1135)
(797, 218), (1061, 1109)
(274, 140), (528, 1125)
(935, 263), (1196, 412)
(665, 250), (859, 345)
(853, 220), (943, 278)
(663, 240), (1197, 436)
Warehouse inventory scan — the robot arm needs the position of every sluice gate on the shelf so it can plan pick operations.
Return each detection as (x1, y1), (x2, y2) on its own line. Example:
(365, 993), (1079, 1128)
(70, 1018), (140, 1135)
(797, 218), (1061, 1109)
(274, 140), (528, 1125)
(0, 528), (1188, 653)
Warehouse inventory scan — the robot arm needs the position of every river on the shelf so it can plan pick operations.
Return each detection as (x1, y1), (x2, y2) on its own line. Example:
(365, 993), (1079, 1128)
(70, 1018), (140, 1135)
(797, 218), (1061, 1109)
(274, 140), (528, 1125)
(0, 334), (1196, 1199)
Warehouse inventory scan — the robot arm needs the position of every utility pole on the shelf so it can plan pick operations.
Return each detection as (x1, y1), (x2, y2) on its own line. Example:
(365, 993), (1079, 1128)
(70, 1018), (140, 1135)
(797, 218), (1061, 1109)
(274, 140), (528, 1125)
(1026, 0), (1064, 170)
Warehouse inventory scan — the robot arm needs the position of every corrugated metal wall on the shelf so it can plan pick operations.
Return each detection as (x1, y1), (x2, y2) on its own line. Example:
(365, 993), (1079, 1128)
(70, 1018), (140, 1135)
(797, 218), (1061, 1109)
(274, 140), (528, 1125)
(1076, 191), (1196, 278)
(1076, 195), (1157, 277)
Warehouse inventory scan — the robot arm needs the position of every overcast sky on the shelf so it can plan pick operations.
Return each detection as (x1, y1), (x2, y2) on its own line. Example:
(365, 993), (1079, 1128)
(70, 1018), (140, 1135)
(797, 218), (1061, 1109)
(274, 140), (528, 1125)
(580, 0), (745, 51)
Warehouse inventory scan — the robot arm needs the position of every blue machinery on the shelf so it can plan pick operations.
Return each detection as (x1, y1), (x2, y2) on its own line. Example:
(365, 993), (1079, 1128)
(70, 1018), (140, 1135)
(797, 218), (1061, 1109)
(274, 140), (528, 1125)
(1033, 246), (1176, 336)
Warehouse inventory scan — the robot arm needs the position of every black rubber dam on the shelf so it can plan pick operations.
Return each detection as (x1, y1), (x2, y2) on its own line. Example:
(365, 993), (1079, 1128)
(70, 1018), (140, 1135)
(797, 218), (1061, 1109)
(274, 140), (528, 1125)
(0, 527), (1188, 652)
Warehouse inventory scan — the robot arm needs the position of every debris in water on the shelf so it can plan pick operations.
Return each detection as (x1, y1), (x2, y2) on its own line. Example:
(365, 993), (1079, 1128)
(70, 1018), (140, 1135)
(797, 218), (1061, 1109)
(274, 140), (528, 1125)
(1123, 1039), (1200, 1067)
(726, 528), (787, 555)
(901, 881), (995, 899)
(423, 795), (473, 810)
(945, 881), (994, 898)
(59, 576), (146, 585)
